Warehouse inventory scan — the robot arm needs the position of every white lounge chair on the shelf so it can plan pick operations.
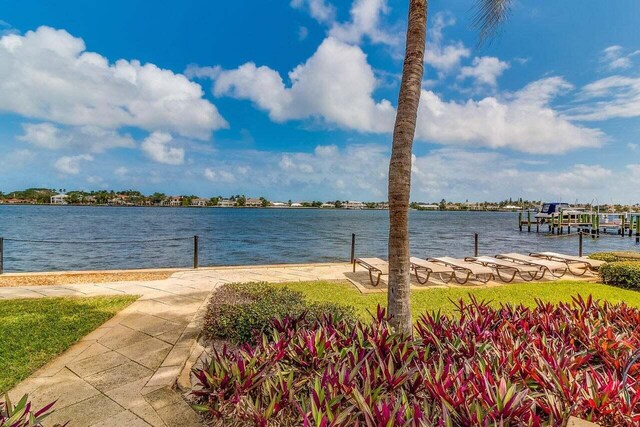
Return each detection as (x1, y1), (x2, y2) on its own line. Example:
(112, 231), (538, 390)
(427, 257), (495, 284)
(496, 253), (568, 278)
(353, 257), (388, 286)
(529, 251), (605, 275)
(410, 257), (455, 284)
(465, 256), (545, 282)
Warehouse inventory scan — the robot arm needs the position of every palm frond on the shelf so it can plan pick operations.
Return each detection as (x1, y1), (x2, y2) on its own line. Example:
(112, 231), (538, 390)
(472, 0), (514, 44)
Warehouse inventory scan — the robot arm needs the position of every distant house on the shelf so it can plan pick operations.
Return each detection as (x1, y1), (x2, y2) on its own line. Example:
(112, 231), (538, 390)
(376, 202), (389, 209)
(344, 201), (365, 209)
(290, 202), (303, 208)
(3, 198), (34, 204)
(246, 198), (262, 207)
(218, 199), (235, 207)
(502, 205), (521, 211)
(108, 195), (129, 206)
(321, 202), (335, 208)
(161, 196), (183, 207)
(190, 198), (208, 207)
(50, 194), (68, 205)
(270, 202), (287, 207)
(417, 203), (439, 210)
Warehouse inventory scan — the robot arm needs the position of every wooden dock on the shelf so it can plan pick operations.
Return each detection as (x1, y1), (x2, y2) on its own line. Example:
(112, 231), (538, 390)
(519, 210), (640, 243)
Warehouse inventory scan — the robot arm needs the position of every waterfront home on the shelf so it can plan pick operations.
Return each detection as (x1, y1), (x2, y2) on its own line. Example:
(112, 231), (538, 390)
(1, 198), (35, 204)
(218, 199), (235, 207)
(108, 195), (130, 206)
(344, 201), (365, 209)
(50, 194), (68, 204)
(246, 198), (262, 207)
(271, 202), (287, 207)
(160, 196), (183, 206)
(417, 203), (439, 210)
(321, 202), (335, 208)
(377, 202), (390, 209)
(503, 205), (522, 211)
(190, 198), (208, 207)
(291, 202), (303, 207)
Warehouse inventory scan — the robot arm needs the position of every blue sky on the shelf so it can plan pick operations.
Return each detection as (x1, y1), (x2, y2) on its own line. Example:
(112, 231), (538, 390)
(1, 0), (639, 202)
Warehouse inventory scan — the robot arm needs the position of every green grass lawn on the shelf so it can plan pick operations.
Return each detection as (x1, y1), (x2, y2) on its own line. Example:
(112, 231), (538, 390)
(0, 295), (138, 393)
(276, 280), (640, 319)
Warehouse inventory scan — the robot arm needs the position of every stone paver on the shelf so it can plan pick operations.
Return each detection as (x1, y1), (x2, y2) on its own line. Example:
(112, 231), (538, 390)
(4, 262), (354, 426)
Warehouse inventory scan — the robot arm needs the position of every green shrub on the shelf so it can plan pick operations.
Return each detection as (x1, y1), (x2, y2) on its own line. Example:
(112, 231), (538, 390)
(600, 261), (640, 289)
(203, 282), (355, 343)
(590, 251), (640, 262)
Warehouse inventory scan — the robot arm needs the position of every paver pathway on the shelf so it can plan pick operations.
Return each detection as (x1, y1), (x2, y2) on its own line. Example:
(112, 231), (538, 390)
(4, 263), (352, 427)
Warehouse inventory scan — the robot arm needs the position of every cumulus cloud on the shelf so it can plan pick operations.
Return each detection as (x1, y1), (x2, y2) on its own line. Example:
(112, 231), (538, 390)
(328, 0), (397, 45)
(458, 56), (510, 87)
(53, 154), (94, 175)
(424, 12), (470, 75)
(290, 0), (336, 24)
(569, 76), (640, 121)
(0, 26), (227, 140)
(204, 167), (237, 183)
(415, 77), (605, 153)
(600, 45), (640, 71)
(18, 122), (134, 153)
(208, 37), (395, 133)
(140, 132), (184, 165)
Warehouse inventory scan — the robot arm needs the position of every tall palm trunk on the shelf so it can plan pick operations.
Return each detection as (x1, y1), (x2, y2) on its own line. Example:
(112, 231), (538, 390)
(387, 0), (427, 335)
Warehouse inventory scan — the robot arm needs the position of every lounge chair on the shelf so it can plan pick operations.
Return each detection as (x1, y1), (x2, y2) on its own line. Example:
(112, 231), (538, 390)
(427, 257), (495, 284)
(465, 256), (545, 282)
(496, 253), (568, 278)
(410, 257), (455, 284)
(529, 251), (605, 275)
(353, 257), (388, 286)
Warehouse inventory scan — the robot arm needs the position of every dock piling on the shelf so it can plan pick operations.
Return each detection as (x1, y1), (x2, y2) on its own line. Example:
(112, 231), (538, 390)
(0, 237), (3, 275)
(578, 232), (583, 257)
(474, 233), (479, 257)
(193, 235), (199, 269)
(350, 233), (356, 264)
(527, 211), (531, 232)
(518, 212), (523, 232)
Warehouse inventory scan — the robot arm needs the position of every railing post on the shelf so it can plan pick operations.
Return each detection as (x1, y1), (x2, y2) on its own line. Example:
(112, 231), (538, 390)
(578, 231), (583, 257)
(474, 233), (479, 257)
(0, 237), (3, 275)
(193, 235), (199, 269)
(350, 233), (356, 264)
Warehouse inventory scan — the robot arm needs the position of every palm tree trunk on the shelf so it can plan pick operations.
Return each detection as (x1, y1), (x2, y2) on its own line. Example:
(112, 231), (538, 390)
(387, 0), (427, 335)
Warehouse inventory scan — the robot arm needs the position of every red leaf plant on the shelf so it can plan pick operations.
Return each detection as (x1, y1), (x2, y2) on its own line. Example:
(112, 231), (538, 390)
(192, 296), (640, 426)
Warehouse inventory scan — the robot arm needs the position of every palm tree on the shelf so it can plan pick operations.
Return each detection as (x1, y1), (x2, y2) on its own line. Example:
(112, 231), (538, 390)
(387, 0), (513, 334)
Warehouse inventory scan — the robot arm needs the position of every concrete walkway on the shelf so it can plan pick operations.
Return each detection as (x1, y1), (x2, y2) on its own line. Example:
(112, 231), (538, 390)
(5, 263), (352, 427)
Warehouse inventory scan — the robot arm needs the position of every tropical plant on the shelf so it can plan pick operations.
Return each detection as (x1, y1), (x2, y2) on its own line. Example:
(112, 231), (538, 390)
(387, 0), (514, 334)
(1, 394), (63, 427)
(193, 297), (640, 426)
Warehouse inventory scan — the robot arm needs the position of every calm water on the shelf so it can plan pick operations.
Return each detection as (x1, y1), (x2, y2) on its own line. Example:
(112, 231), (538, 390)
(0, 205), (637, 272)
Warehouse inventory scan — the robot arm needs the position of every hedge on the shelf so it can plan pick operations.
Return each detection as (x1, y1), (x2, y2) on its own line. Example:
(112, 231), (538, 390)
(590, 251), (640, 263)
(203, 282), (355, 343)
(600, 261), (640, 289)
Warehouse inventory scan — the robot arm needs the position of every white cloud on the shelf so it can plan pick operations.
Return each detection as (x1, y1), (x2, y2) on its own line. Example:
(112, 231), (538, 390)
(570, 76), (640, 121)
(600, 45), (640, 71)
(290, 0), (336, 24)
(458, 56), (510, 87)
(328, 0), (397, 45)
(53, 154), (94, 175)
(203, 167), (236, 183)
(0, 26), (227, 140)
(18, 122), (134, 153)
(114, 166), (129, 178)
(298, 26), (309, 41)
(628, 143), (638, 151)
(140, 132), (184, 165)
(415, 77), (605, 153)
(424, 12), (470, 75)
(209, 37), (395, 133)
